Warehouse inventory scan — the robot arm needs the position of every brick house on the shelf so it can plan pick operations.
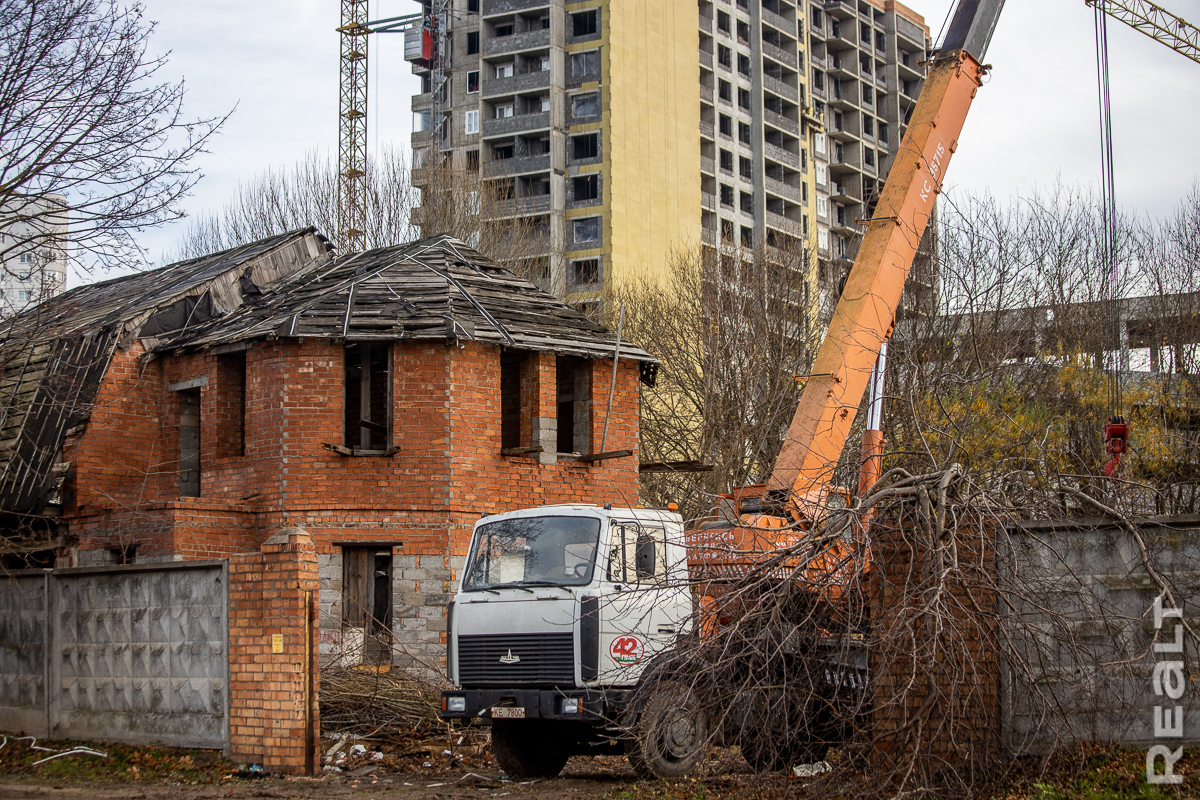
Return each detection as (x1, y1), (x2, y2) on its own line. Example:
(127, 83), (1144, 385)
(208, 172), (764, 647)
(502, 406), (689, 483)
(0, 230), (656, 672)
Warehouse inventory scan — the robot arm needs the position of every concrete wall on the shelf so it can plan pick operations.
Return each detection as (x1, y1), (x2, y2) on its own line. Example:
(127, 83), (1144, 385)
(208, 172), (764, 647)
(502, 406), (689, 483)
(1000, 515), (1200, 755)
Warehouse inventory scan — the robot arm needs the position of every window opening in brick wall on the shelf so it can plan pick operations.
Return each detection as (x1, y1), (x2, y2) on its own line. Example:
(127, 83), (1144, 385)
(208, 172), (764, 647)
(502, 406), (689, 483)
(344, 342), (392, 451)
(178, 387), (201, 498)
(571, 50), (599, 78)
(500, 350), (528, 450)
(572, 132), (599, 160)
(467, 30), (479, 53)
(556, 356), (591, 455)
(573, 174), (599, 202)
(216, 353), (246, 458)
(342, 546), (394, 664)
(570, 258), (600, 287)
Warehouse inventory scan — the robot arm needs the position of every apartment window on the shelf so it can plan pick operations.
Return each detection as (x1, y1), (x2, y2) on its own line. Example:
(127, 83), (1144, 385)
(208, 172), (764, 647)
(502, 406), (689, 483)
(802, 147), (808, 171)
(803, 214), (810, 236)
(538, 95), (551, 112)
(737, 53), (751, 76)
(879, 122), (889, 144)
(468, 0), (478, 11)
(739, 156), (752, 180)
(556, 356), (591, 454)
(467, 70), (479, 93)
(863, 116), (874, 137)
(717, 10), (730, 33)
(741, 226), (753, 247)
(216, 353), (246, 458)
(719, 149), (734, 172)
(500, 350), (528, 450)
(718, 79), (732, 102)
(572, 93), (599, 118)
(717, 45), (732, 68)
(818, 228), (830, 251)
(466, 150), (480, 171)
(539, 55), (551, 71)
(736, 20), (750, 42)
(16, 290), (28, 302)
(493, 143), (514, 160)
(815, 132), (827, 154)
(816, 164), (828, 186)
(740, 191), (753, 214)
(572, 132), (599, 159)
(862, 85), (873, 105)
(465, 109), (479, 134)
(572, 9), (599, 36)
(177, 388), (201, 498)
(570, 258), (601, 287)
(864, 148), (876, 168)
(573, 174), (600, 202)
(817, 196), (829, 218)
(719, 114), (732, 136)
(532, 136), (550, 154)
(18, 253), (33, 264)
(494, 22), (514, 37)
(720, 184), (734, 206)
(495, 62), (514, 79)
(344, 342), (391, 451)
(802, 182), (809, 202)
(813, 70), (825, 91)
(467, 31), (479, 54)
(571, 50), (599, 78)
(738, 121), (751, 144)
(573, 216), (600, 244)
(737, 87), (751, 110)
(494, 103), (514, 119)
(341, 547), (393, 661)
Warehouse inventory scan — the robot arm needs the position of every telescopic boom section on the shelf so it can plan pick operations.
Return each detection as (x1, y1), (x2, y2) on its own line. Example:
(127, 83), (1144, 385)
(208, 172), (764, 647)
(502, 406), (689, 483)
(767, 0), (1003, 514)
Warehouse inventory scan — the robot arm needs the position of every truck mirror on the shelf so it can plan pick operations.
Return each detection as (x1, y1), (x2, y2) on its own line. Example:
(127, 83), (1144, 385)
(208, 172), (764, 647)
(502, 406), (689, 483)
(635, 533), (657, 580)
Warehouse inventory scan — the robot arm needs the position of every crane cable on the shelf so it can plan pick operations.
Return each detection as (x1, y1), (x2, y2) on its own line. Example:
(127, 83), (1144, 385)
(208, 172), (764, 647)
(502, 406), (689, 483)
(1093, 1), (1129, 476)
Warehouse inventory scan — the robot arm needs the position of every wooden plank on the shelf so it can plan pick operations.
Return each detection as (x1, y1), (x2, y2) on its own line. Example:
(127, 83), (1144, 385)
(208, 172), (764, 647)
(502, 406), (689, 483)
(577, 449), (633, 463)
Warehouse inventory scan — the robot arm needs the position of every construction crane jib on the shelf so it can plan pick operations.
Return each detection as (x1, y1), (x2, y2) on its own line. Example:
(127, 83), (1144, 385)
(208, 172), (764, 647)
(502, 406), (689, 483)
(765, 0), (1005, 523)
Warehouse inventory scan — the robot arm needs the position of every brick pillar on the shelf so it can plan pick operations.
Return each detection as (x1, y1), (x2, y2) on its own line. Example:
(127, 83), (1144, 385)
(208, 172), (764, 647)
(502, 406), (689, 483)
(524, 352), (557, 465)
(868, 511), (999, 770)
(228, 526), (320, 774)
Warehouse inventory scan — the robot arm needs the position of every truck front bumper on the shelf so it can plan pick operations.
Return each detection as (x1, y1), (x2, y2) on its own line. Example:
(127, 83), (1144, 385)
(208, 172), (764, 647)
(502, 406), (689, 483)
(440, 687), (627, 723)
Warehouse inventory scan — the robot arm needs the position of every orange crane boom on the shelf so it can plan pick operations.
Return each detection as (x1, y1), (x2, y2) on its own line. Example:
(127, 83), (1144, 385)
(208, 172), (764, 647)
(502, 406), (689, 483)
(768, 6), (1000, 516)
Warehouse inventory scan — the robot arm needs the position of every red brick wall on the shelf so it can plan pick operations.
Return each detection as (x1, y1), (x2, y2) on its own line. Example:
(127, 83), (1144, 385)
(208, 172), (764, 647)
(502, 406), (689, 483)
(227, 527), (320, 774)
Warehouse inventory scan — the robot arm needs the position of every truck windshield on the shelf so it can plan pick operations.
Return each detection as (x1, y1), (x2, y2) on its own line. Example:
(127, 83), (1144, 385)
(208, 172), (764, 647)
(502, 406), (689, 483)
(463, 515), (601, 590)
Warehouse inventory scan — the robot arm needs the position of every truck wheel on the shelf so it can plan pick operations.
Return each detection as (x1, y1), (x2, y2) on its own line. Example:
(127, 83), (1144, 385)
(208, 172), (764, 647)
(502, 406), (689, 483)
(626, 680), (708, 779)
(491, 720), (570, 779)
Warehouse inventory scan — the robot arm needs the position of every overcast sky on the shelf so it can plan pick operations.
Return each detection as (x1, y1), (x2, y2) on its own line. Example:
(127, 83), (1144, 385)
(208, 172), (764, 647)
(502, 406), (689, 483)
(100, 0), (1200, 284)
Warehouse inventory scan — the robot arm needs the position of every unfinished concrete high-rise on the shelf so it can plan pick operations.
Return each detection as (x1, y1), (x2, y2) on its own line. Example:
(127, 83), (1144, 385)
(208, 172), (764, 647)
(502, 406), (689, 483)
(407, 0), (932, 320)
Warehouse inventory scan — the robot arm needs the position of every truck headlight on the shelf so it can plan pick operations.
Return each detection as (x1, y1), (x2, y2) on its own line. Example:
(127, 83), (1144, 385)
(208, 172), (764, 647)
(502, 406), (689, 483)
(445, 695), (467, 713)
(561, 697), (582, 715)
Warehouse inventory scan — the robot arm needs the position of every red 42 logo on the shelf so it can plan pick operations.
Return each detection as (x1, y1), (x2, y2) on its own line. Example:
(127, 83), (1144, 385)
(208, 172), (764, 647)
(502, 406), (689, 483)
(609, 635), (644, 664)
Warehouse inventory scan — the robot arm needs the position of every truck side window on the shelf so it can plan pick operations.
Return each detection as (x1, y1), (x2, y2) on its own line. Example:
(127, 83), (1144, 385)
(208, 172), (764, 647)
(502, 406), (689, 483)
(608, 523), (667, 584)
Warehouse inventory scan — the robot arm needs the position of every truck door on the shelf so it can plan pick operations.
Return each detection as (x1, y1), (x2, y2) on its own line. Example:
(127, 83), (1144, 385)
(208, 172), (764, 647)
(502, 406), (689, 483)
(594, 520), (689, 685)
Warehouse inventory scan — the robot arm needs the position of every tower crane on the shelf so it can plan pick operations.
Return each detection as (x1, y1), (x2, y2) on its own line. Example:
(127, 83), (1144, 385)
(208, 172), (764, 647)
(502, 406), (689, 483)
(1086, 0), (1200, 63)
(337, 1), (452, 253)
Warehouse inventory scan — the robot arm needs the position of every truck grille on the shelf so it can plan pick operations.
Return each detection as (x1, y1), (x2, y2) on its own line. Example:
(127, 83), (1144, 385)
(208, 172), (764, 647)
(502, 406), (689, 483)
(458, 633), (575, 687)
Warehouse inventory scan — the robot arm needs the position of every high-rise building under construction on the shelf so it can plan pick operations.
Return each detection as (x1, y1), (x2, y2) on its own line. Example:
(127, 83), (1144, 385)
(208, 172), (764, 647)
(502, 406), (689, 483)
(407, 0), (931, 317)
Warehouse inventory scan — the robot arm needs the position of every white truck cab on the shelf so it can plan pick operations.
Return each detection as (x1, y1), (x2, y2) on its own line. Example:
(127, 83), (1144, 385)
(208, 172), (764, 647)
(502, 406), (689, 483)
(441, 504), (695, 778)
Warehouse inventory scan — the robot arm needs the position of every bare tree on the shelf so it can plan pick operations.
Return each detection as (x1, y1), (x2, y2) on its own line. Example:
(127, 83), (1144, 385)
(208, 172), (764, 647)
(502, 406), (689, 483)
(610, 240), (817, 519)
(0, 0), (226, 275)
(175, 149), (548, 283)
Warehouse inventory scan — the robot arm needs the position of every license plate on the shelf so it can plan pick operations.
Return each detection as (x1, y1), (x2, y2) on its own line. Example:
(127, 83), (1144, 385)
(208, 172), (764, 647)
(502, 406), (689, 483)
(491, 706), (526, 719)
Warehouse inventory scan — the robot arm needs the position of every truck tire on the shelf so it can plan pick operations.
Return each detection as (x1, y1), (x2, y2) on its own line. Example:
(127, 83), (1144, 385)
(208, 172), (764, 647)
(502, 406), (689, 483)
(491, 720), (570, 779)
(626, 680), (708, 779)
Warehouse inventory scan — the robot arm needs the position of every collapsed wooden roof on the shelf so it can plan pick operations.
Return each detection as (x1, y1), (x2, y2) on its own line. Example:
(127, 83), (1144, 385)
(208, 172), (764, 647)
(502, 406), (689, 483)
(0, 231), (654, 523)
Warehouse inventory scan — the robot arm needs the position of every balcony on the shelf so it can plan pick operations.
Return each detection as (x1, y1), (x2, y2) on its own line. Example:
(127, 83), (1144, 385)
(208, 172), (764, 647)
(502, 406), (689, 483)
(700, 49), (714, 70)
(483, 28), (551, 57)
(765, 211), (800, 234)
(484, 153), (551, 177)
(764, 142), (799, 168)
(700, 13), (712, 34)
(802, 103), (825, 128)
(701, 155), (716, 175)
(824, 0), (856, 20)
(830, 181), (859, 203)
(702, 191), (717, 211)
(826, 23), (857, 50)
(763, 74), (798, 102)
(700, 120), (715, 140)
(481, 110), (551, 138)
(762, 7), (796, 36)
(761, 40), (798, 69)
(482, 69), (551, 99)
(765, 176), (803, 204)
(701, 85), (714, 104)
(828, 55), (856, 78)
(482, 0), (551, 14)
(764, 109), (799, 136)
(496, 195), (551, 216)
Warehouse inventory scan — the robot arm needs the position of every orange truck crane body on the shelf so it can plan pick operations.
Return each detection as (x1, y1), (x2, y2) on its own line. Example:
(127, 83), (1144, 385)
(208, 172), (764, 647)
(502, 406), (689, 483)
(687, 0), (1003, 587)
